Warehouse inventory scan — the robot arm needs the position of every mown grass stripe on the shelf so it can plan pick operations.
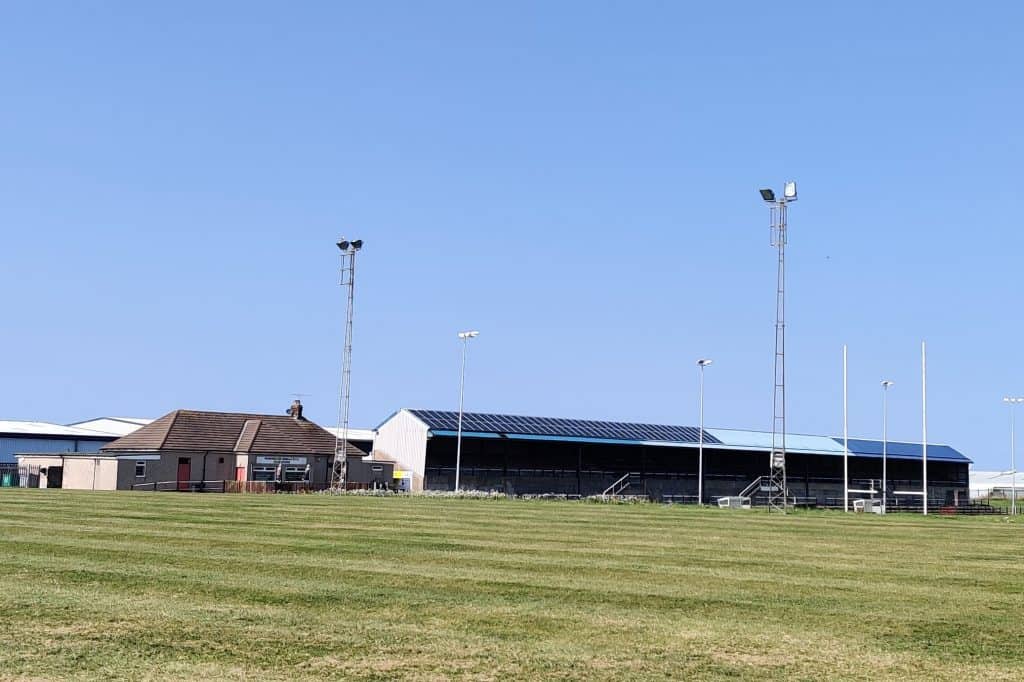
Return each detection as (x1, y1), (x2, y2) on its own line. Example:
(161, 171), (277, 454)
(1, 489), (1022, 680)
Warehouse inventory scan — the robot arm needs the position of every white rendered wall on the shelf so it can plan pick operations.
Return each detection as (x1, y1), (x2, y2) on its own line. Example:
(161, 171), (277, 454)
(373, 410), (429, 492)
(64, 458), (118, 490)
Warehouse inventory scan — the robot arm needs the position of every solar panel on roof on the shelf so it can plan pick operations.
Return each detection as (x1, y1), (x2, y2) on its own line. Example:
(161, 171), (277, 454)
(838, 437), (968, 462)
(408, 409), (719, 445)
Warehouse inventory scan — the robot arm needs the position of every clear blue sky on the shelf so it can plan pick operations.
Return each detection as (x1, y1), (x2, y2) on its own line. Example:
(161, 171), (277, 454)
(2, 2), (1021, 469)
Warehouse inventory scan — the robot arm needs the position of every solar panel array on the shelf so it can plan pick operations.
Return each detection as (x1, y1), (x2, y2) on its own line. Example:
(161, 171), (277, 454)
(838, 438), (969, 462)
(409, 409), (719, 444)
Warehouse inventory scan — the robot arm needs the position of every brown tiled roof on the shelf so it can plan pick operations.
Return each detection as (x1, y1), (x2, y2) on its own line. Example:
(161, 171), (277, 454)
(101, 410), (338, 456)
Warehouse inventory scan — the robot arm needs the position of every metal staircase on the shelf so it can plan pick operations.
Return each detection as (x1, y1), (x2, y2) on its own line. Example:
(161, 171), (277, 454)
(736, 475), (793, 508)
(602, 472), (636, 498)
(737, 476), (764, 499)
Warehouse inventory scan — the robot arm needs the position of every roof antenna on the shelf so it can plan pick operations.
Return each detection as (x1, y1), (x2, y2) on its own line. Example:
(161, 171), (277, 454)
(287, 393), (311, 419)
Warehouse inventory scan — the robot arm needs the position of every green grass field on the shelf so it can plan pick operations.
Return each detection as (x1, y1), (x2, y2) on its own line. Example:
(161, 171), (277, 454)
(1, 490), (1022, 680)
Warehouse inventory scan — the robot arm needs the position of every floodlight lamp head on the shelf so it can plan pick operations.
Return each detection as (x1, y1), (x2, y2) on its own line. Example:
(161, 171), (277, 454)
(458, 330), (480, 339)
(882, 380), (894, 388)
(336, 239), (350, 251)
(759, 188), (776, 203)
(351, 239), (364, 250)
(784, 181), (797, 200)
(697, 358), (713, 367)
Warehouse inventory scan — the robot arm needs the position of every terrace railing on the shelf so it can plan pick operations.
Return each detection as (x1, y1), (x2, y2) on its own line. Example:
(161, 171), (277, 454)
(735, 476), (799, 508)
(737, 476), (765, 499)
(602, 472), (635, 497)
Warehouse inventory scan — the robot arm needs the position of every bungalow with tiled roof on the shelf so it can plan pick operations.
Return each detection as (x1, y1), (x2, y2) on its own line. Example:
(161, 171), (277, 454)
(99, 401), (342, 490)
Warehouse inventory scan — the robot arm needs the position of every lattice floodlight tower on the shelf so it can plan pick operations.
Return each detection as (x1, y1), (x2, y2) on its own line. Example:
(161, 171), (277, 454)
(760, 182), (797, 512)
(331, 238), (363, 490)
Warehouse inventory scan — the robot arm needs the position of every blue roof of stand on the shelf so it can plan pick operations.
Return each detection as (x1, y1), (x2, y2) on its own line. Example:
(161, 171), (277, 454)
(402, 409), (971, 464)
(839, 438), (969, 463)
(409, 409), (716, 444)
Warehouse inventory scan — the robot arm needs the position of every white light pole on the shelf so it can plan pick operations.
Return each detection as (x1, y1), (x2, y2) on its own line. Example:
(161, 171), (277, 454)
(921, 341), (928, 515)
(697, 359), (713, 506)
(881, 380), (894, 513)
(843, 345), (849, 512)
(1003, 396), (1023, 516)
(454, 330), (479, 492)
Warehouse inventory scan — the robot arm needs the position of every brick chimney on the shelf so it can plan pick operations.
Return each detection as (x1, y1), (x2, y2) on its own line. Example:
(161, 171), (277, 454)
(288, 399), (304, 420)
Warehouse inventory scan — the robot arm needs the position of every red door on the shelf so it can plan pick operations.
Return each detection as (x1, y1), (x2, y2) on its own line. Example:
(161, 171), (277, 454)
(177, 457), (191, 491)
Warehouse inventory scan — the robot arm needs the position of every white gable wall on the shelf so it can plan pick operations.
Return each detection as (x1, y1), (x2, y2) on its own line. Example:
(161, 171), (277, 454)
(373, 410), (429, 492)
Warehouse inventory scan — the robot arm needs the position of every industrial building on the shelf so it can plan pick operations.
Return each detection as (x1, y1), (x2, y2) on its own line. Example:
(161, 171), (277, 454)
(1, 417), (151, 487)
(1, 418), (150, 464)
(68, 417), (154, 437)
(374, 409), (971, 507)
(969, 470), (1023, 501)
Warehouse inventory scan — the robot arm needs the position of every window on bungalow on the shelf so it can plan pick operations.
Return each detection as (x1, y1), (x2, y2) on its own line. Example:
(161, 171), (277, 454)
(283, 466), (306, 482)
(252, 467), (276, 482)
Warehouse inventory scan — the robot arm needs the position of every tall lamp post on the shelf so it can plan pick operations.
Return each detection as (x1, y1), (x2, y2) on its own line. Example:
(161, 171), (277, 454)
(454, 330), (480, 491)
(760, 181), (797, 512)
(881, 380), (894, 513)
(697, 359), (713, 506)
(1003, 396), (1023, 515)
(331, 237), (363, 490)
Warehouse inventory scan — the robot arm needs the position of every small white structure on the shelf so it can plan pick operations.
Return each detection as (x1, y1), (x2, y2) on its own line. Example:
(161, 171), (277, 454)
(717, 496), (752, 509)
(853, 498), (883, 514)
